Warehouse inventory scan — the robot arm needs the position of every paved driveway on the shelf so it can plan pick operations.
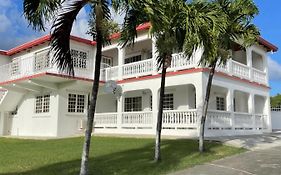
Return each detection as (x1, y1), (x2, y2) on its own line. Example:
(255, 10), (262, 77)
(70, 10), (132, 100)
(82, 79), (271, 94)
(172, 146), (281, 175)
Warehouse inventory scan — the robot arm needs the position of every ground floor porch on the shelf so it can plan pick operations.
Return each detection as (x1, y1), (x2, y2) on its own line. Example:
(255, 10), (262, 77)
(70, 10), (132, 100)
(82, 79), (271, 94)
(93, 110), (267, 137)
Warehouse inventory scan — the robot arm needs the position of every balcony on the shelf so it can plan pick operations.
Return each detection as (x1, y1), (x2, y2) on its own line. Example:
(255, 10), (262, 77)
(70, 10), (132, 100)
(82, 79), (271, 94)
(0, 51), (268, 85)
(93, 110), (266, 134)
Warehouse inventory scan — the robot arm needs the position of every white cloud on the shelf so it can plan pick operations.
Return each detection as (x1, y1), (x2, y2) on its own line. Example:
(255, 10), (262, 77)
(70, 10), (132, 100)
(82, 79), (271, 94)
(0, 2), (125, 50)
(0, 14), (11, 32)
(71, 8), (91, 39)
(268, 57), (281, 81)
(110, 7), (125, 25)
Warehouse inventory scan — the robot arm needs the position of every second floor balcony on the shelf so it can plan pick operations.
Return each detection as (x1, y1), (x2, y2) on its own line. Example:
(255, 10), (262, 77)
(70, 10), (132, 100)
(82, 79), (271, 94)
(0, 49), (268, 86)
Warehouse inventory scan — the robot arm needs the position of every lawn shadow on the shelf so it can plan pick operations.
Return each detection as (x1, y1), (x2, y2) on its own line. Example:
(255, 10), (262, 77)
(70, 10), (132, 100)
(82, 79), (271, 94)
(1, 139), (224, 175)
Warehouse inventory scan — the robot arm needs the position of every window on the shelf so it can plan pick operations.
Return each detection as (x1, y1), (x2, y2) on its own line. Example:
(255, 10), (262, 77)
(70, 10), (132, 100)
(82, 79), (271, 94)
(11, 58), (20, 76)
(68, 94), (86, 113)
(71, 49), (87, 69)
(34, 49), (50, 71)
(216, 97), (225, 111)
(150, 95), (152, 111)
(124, 97), (142, 112)
(163, 94), (174, 110)
(102, 56), (113, 67)
(233, 98), (236, 112)
(35, 95), (50, 113)
(125, 55), (141, 64)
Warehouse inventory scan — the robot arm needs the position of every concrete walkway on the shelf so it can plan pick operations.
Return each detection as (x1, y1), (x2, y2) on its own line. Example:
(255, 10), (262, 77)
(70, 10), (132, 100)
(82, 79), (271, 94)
(172, 146), (281, 175)
(207, 132), (281, 151)
(172, 133), (281, 175)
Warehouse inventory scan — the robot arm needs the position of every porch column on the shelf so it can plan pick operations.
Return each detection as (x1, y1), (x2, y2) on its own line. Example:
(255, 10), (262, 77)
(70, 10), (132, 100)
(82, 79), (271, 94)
(117, 94), (124, 130)
(152, 37), (158, 75)
(151, 88), (159, 132)
(246, 47), (253, 80)
(0, 112), (3, 136)
(264, 96), (272, 133)
(248, 93), (255, 129)
(117, 46), (125, 80)
(263, 54), (269, 86)
(227, 89), (234, 129)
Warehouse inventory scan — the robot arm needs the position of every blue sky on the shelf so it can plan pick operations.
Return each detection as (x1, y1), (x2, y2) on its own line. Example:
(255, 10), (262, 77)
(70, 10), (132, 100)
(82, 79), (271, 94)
(0, 0), (280, 96)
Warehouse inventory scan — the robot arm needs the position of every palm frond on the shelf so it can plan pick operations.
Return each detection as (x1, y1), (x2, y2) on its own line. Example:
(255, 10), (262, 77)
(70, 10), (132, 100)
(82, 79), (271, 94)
(50, 0), (89, 76)
(23, 0), (62, 31)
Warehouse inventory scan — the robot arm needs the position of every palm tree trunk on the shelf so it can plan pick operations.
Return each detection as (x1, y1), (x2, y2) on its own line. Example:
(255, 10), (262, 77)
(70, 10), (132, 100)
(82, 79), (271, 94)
(199, 59), (217, 153)
(80, 2), (103, 175)
(155, 57), (167, 162)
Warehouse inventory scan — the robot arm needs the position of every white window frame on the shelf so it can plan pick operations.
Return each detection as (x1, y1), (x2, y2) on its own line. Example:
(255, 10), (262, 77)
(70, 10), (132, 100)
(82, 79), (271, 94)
(35, 94), (50, 114)
(102, 56), (113, 67)
(216, 96), (225, 111)
(68, 93), (86, 113)
(34, 48), (51, 71)
(70, 48), (88, 69)
(124, 96), (142, 112)
(125, 52), (142, 64)
(163, 94), (174, 110)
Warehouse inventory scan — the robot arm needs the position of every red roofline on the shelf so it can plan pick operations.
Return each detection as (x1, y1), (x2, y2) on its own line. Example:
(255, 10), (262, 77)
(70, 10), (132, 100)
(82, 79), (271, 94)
(258, 36), (278, 52)
(0, 50), (7, 56)
(1, 22), (277, 56)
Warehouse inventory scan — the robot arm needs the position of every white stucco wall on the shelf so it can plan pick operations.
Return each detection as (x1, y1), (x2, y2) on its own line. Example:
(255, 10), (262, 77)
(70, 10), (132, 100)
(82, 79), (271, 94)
(4, 91), (59, 137)
(271, 111), (281, 130)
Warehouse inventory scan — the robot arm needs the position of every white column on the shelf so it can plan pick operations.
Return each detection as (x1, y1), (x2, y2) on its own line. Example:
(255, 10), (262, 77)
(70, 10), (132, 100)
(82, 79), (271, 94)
(151, 88), (159, 132)
(117, 94), (124, 130)
(264, 95), (272, 133)
(117, 46), (125, 80)
(264, 54), (269, 86)
(227, 89), (234, 130)
(248, 93), (255, 129)
(248, 93), (255, 114)
(152, 37), (158, 75)
(0, 112), (3, 136)
(246, 47), (253, 80)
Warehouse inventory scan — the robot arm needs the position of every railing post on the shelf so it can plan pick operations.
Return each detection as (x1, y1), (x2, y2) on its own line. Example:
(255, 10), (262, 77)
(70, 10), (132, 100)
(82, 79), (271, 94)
(117, 46), (125, 80)
(227, 88), (234, 130)
(246, 47), (253, 80)
(117, 94), (124, 130)
(152, 37), (158, 75)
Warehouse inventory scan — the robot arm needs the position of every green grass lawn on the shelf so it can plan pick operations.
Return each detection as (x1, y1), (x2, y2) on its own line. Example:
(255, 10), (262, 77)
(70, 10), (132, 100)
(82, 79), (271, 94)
(0, 136), (244, 175)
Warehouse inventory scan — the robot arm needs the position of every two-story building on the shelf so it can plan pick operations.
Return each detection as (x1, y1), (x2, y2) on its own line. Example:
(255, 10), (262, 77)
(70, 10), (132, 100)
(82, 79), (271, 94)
(0, 23), (278, 137)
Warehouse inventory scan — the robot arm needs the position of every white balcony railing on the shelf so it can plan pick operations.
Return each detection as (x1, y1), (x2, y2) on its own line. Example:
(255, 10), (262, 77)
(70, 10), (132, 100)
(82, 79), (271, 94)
(122, 59), (153, 78)
(252, 68), (267, 84)
(0, 51), (268, 85)
(122, 111), (153, 128)
(162, 110), (198, 128)
(206, 110), (232, 129)
(93, 110), (267, 132)
(232, 61), (250, 79)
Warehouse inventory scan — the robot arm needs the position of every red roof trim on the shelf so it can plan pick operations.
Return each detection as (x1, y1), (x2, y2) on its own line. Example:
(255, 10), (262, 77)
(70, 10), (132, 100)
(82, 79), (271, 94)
(2, 22), (276, 56)
(258, 37), (278, 52)
(0, 72), (107, 87)
(7, 35), (51, 55)
(5, 35), (95, 56)
(0, 50), (7, 56)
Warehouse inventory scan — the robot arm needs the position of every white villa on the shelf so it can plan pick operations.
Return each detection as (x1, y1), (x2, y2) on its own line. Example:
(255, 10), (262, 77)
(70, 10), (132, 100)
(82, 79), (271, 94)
(0, 23), (278, 138)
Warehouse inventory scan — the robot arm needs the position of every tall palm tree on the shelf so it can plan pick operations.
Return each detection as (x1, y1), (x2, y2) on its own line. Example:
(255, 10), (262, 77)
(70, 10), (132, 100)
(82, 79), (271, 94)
(23, 0), (117, 174)
(198, 0), (260, 152)
(117, 0), (223, 161)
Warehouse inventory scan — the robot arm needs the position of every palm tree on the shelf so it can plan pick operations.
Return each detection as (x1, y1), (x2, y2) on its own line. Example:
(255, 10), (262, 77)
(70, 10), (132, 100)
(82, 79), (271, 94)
(23, 0), (117, 174)
(118, 0), (223, 161)
(198, 0), (260, 152)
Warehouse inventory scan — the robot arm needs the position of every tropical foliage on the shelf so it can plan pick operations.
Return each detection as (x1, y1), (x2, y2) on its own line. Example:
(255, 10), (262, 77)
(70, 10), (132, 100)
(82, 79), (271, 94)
(198, 0), (260, 152)
(271, 94), (281, 108)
